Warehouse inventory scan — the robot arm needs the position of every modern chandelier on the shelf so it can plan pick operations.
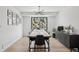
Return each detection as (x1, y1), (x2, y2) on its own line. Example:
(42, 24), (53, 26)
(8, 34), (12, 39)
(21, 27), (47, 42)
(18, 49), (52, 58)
(34, 6), (45, 15)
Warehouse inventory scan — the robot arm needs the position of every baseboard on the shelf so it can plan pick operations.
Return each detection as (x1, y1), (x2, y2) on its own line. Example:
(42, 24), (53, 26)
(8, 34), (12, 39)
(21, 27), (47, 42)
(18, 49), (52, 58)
(1, 37), (23, 52)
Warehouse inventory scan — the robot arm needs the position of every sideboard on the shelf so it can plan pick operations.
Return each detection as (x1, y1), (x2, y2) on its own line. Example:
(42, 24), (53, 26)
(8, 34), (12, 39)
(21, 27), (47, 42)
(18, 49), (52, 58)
(55, 31), (79, 51)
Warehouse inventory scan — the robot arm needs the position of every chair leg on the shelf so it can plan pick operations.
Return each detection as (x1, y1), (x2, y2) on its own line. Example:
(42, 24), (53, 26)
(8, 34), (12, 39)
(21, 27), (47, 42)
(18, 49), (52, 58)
(34, 44), (36, 52)
(48, 47), (49, 52)
(29, 40), (31, 52)
(70, 48), (73, 52)
(78, 48), (79, 52)
(48, 45), (50, 52)
(29, 40), (30, 52)
(48, 40), (50, 52)
(44, 45), (46, 52)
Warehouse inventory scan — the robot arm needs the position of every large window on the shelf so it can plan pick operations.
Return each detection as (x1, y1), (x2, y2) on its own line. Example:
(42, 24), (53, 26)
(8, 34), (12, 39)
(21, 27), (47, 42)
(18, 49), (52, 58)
(31, 17), (48, 31)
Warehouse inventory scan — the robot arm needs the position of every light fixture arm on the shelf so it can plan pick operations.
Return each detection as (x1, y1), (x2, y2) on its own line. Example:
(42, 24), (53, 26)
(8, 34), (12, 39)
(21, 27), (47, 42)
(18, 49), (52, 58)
(35, 6), (44, 15)
(38, 6), (41, 11)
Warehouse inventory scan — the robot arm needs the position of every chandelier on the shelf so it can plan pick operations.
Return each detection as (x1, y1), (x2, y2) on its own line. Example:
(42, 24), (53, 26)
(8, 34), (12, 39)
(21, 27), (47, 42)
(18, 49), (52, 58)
(34, 6), (44, 15)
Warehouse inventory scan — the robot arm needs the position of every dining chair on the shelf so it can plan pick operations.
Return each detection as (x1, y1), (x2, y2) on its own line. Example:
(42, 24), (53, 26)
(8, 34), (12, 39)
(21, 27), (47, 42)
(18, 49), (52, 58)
(34, 35), (49, 52)
(29, 37), (35, 52)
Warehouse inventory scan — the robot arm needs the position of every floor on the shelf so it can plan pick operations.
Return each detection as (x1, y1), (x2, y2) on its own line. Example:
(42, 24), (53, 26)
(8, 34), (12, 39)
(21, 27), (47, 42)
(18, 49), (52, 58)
(5, 37), (71, 52)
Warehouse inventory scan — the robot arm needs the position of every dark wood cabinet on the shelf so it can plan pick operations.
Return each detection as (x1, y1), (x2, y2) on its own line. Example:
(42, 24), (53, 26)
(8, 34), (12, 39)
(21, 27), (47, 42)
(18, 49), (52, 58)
(70, 35), (79, 48)
(55, 31), (79, 51)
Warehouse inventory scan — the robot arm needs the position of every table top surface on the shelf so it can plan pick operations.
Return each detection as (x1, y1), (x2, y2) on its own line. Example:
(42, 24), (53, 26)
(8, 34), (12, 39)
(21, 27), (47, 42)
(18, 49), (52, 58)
(27, 29), (51, 37)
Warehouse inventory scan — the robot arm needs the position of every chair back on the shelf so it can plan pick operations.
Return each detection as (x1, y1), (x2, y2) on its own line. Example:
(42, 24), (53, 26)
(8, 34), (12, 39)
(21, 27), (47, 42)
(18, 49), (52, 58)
(35, 35), (45, 45)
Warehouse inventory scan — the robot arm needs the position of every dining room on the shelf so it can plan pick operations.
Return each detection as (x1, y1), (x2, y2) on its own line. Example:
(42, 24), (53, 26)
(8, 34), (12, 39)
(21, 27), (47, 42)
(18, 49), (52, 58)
(4, 6), (71, 52)
(1, 0), (79, 59)
(0, 6), (79, 52)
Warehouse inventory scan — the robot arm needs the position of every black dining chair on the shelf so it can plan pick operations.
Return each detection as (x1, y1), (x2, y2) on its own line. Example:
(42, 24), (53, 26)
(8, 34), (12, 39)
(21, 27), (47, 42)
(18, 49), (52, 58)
(34, 35), (49, 52)
(29, 37), (36, 52)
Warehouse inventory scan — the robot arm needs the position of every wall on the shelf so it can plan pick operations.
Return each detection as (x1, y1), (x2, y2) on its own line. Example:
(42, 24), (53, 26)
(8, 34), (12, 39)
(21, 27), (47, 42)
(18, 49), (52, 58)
(48, 16), (57, 35)
(23, 15), (57, 36)
(56, 6), (79, 34)
(0, 6), (23, 51)
(23, 16), (31, 36)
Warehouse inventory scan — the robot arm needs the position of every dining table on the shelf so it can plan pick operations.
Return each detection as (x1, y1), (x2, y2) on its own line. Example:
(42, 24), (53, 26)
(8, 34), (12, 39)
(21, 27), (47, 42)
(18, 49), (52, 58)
(27, 29), (51, 51)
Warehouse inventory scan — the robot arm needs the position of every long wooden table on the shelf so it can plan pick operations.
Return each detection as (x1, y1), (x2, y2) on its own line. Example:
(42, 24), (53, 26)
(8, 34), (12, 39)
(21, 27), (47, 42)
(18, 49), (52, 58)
(27, 29), (51, 37)
(27, 29), (51, 52)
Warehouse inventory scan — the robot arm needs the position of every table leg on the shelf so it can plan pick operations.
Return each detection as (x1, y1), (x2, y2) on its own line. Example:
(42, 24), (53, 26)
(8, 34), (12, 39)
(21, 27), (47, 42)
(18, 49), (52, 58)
(78, 48), (79, 52)
(70, 48), (73, 52)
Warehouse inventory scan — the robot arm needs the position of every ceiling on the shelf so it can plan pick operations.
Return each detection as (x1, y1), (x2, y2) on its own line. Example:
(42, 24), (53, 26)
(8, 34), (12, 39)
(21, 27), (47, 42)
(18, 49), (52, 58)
(14, 6), (67, 12)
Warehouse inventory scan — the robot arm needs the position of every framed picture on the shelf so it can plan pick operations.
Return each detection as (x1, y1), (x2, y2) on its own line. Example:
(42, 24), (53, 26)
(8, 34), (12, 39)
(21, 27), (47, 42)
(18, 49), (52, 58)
(7, 9), (21, 25)
(16, 14), (21, 25)
(12, 12), (17, 25)
(7, 9), (13, 25)
(31, 17), (48, 31)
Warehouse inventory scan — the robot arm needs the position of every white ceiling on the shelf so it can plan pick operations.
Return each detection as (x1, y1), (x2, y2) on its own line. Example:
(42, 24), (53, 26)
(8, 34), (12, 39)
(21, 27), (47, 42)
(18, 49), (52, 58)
(14, 6), (67, 12)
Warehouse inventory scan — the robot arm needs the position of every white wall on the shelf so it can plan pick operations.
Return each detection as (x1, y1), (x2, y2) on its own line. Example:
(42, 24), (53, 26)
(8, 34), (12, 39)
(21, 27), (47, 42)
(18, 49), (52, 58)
(0, 6), (23, 51)
(23, 16), (31, 36)
(56, 6), (79, 34)
(48, 16), (57, 35)
(23, 15), (57, 36)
